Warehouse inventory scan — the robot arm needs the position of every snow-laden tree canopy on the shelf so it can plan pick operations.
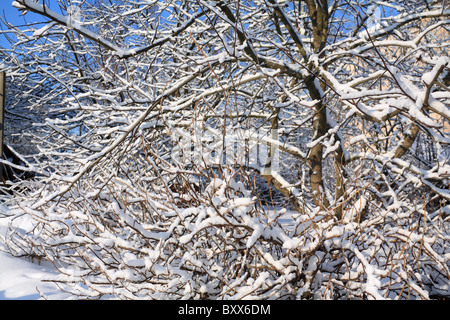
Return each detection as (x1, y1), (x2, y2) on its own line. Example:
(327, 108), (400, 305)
(0, 0), (449, 299)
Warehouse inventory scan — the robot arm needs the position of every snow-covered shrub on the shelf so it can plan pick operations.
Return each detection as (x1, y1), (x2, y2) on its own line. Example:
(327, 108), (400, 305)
(3, 134), (448, 299)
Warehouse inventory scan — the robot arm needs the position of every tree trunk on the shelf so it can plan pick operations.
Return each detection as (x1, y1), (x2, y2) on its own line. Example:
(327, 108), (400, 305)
(0, 72), (5, 185)
(304, 0), (331, 212)
(305, 77), (330, 211)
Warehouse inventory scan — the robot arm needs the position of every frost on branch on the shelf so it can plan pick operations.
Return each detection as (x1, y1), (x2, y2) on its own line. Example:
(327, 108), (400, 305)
(0, 0), (449, 299)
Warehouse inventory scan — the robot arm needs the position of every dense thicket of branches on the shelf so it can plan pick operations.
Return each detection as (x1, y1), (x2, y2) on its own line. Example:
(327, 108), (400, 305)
(0, 0), (449, 299)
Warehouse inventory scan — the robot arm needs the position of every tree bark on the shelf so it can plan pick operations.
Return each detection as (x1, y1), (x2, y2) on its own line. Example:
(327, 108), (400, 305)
(305, 0), (329, 54)
(305, 78), (330, 211)
(0, 72), (5, 185)
(394, 124), (420, 159)
(304, 0), (331, 212)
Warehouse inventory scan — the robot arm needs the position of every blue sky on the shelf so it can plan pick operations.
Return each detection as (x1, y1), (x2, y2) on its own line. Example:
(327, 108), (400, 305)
(0, 1), (47, 48)
(1, 1), (24, 24)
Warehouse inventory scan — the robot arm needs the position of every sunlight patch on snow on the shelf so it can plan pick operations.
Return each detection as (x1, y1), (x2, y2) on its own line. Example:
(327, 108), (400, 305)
(0, 251), (63, 300)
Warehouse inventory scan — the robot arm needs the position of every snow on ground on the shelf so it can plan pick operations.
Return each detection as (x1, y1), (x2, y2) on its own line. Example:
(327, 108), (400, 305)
(0, 218), (65, 300)
(0, 251), (63, 300)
